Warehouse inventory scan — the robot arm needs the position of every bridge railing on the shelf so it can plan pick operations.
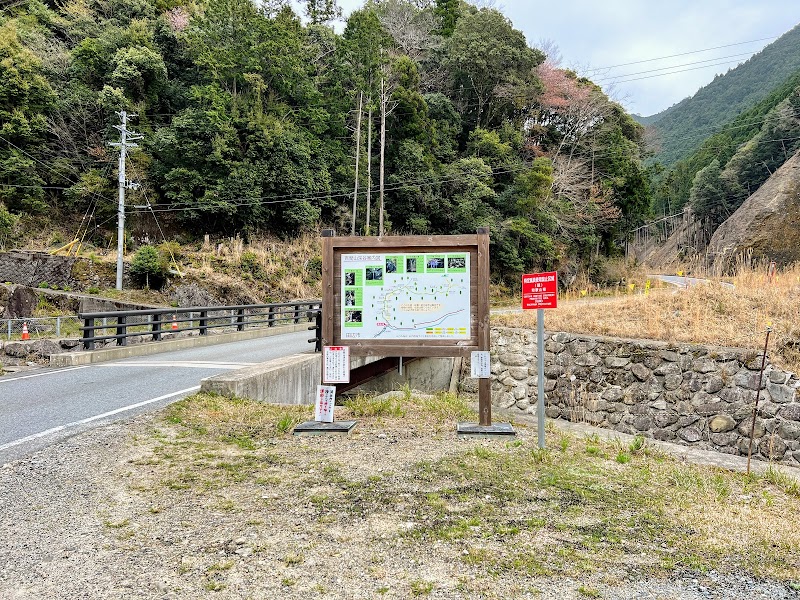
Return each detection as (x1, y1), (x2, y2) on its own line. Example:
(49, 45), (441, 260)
(79, 302), (322, 350)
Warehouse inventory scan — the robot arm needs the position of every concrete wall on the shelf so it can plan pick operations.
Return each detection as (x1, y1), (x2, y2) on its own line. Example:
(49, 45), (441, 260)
(201, 355), (456, 405)
(202, 353), (322, 405)
(462, 327), (800, 466)
(352, 358), (455, 395)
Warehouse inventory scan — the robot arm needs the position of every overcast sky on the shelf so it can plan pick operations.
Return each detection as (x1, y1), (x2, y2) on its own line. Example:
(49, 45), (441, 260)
(333, 0), (800, 117)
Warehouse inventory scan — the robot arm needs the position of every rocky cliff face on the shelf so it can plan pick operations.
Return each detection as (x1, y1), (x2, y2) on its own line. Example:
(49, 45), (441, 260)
(708, 151), (800, 270)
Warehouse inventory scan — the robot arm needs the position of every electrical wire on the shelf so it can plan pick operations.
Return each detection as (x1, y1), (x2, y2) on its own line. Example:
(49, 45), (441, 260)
(592, 52), (756, 83)
(128, 163), (532, 214)
(584, 35), (778, 72)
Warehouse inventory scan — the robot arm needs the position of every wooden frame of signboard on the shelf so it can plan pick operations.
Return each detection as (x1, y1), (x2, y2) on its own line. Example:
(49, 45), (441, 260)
(321, 228), (493, 426)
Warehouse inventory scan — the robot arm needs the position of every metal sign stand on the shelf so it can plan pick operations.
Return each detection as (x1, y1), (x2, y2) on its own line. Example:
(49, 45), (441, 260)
(522, 271), (558, 449)
(537, 308), (545, 449)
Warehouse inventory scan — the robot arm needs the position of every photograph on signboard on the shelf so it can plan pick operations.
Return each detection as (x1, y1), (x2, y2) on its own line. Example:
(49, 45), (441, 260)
(425, 255), (445, 272)
(340, 252), (470, 340)
(344, 309), (363, 327)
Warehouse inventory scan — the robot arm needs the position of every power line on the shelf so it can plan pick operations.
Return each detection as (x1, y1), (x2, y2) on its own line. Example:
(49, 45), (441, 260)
(129, 163), (533, 214)
(607, 58), (752, 84)
(593, 52), (755, 83)
(123, 125), (800, 217)
(585, 35), (777, 73)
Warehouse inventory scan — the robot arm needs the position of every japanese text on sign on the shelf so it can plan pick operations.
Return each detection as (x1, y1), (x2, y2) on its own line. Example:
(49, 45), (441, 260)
(322, 346), (350, 383)
(471, 351), (491, 378)
(522, 271), (558, 310)
(315, 385), (336, 423)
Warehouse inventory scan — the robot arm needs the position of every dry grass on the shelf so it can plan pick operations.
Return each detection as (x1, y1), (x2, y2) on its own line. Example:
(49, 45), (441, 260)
(73, 232), (323, 305)
(497, 262), (800, 374)
(124, 392), (800, 597)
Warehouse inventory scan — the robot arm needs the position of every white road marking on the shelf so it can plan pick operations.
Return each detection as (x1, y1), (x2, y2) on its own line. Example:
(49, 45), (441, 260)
(96, 361), (255, 369)
(0, 366), (89, 384)
(0, 385), (201, 452)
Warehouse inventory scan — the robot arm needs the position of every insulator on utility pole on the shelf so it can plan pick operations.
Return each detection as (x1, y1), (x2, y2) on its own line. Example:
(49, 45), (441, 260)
(109, 110), (142, 291)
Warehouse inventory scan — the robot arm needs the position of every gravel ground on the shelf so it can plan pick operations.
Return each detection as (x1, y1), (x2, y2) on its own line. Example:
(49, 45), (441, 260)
(0, 411), (798, 600)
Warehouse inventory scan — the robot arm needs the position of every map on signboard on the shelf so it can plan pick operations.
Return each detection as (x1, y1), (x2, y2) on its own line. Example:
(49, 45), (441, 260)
(340, 253), (471, 340)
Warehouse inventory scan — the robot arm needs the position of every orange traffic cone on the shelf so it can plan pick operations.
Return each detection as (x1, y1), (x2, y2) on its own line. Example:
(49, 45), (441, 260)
(171, 315), (178, 331)
(21, 322), (30, 340)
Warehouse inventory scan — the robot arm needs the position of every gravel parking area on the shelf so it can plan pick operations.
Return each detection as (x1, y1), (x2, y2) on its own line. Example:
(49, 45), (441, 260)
(0, 394), (798, 600)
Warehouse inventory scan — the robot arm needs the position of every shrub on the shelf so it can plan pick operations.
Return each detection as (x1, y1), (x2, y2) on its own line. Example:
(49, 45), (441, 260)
(240, 251), (261, 275)
(130, 245), (167, 289)
(0, 203), (17, 248)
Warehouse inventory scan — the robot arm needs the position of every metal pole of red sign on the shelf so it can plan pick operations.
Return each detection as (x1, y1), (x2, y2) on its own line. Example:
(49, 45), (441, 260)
(537, 308), (545, 449)
(522, 271), (556, 450)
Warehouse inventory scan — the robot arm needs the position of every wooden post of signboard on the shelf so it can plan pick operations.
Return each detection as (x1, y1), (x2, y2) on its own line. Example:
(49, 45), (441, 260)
(321, 228), (336, 358)
(476, 227), (491, 426)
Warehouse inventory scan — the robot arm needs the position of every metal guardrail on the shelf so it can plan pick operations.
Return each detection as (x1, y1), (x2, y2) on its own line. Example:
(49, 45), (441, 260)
(79, 302), (322, 350)
(3, 316), (82, 341)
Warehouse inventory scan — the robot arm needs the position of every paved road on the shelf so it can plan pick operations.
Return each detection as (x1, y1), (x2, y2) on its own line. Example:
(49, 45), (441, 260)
(651, 274), (735, 289)
(0, 330), (313, 464)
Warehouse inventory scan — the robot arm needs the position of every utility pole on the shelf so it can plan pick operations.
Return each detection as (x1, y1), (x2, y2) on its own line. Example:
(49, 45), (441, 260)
(110, 111), (142, 291)
(379, 76), (386, 237)
(365, 103), (373, 236)
(351, 92), (363, 236)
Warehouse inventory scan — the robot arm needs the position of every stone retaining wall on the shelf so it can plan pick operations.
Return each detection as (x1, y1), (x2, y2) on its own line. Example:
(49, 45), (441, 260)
(463, 327), (800, 466)
(0, 251), (120, 291)
(0, 251), (78, 289)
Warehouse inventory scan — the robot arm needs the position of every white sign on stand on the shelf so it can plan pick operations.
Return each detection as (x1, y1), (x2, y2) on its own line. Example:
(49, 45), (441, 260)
(471, 351), (491, 378)
(322, 346), (350, 383)
(315, 385), (336, 423)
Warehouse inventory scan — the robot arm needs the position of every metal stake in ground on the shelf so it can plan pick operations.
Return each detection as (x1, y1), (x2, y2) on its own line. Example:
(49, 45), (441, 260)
(746, 325), (772, 475)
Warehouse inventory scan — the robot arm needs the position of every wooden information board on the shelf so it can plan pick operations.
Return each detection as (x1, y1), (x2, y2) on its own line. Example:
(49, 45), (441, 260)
(321, 229), (493, 425)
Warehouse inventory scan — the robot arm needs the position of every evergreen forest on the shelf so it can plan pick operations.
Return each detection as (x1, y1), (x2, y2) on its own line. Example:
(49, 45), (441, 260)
(0, 0), (655, 284)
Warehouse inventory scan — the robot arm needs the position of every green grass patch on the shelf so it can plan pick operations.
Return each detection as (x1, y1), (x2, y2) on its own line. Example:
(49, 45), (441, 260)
(343, 394), (407, 418)
(144, 392), (800, 584)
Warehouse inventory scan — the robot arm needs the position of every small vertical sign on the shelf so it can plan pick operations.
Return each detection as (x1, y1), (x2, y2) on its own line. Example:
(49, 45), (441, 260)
(315, 385), (336, 423)
(322, 346), (350, 383)
(471, 351), (491, 378)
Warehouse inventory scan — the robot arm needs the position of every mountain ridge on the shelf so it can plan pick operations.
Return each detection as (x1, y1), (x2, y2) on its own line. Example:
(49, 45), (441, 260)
(647, 24), (800, 167)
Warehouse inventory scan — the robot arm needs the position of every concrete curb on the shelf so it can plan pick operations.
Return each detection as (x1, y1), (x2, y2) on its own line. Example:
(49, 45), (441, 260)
(49, 322), (312, 367)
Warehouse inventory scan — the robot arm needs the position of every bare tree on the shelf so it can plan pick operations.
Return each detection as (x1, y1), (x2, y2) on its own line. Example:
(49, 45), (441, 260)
(376, 0), (441, 62)
(535, 38), (562, 67)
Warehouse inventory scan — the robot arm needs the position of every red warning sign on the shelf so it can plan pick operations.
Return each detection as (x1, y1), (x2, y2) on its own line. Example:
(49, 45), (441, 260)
(522, 271), (558, 310)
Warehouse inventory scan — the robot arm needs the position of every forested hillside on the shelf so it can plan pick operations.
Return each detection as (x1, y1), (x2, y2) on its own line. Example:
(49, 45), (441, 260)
(0, 0), (652, 284)
(651, 71), (800, 228)
(647, 23), (800, 168)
